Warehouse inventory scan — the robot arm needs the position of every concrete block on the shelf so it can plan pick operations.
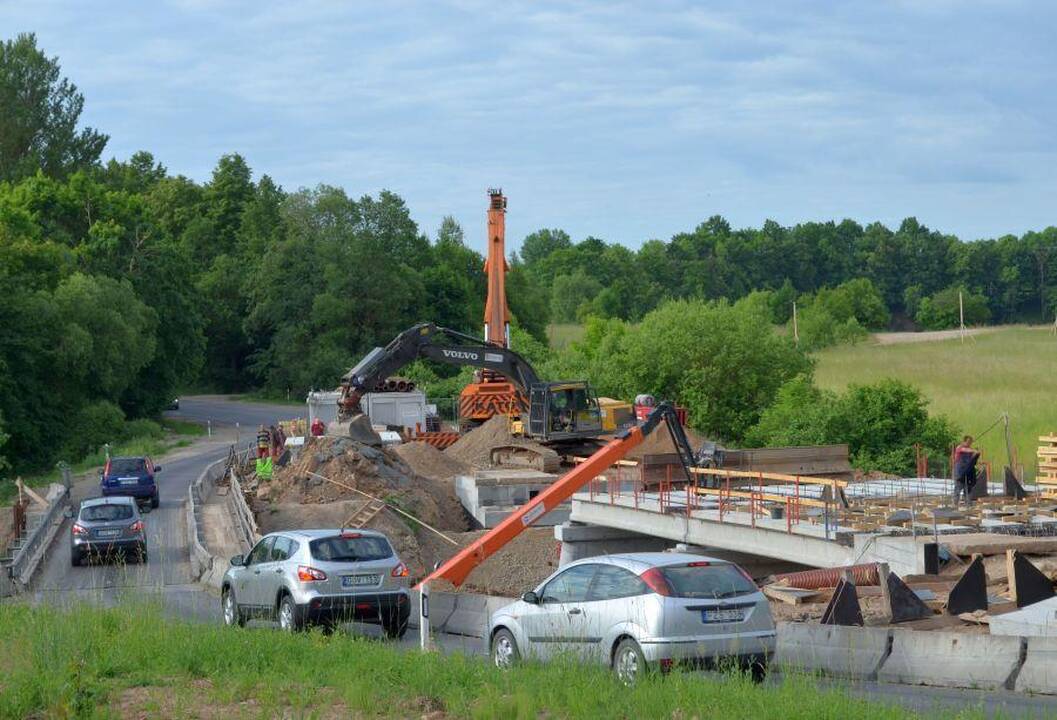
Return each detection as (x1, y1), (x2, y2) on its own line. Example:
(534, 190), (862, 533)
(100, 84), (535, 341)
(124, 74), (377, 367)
(854, 535), (926, 577)
(879, 629), (1022, 690)
(990, 597), (1057, 637)
(774, 622), (890, 679)
(1015, 637), (1057, 694)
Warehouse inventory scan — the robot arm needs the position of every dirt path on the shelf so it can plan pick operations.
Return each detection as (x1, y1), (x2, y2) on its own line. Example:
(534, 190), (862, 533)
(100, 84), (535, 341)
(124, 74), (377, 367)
(872, 328), (996, 345)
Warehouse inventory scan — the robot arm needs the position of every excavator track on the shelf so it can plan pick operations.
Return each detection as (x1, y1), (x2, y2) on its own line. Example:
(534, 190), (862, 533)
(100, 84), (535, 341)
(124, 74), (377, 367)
(489, 444), (561, 473)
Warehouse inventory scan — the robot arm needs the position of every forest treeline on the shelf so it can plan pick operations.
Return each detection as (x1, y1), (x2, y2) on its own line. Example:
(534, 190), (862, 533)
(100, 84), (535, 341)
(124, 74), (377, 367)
(2, 32), (1051, 475)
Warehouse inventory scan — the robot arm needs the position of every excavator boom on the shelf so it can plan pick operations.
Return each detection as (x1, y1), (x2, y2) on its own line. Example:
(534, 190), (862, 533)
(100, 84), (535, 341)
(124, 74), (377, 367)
(417, 402), (690, 588)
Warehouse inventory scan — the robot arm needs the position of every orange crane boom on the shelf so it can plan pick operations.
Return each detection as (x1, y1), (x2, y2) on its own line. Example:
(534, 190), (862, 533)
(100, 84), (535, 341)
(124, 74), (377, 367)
(416, 402), (690, 588)
(482, 188), (510, 347)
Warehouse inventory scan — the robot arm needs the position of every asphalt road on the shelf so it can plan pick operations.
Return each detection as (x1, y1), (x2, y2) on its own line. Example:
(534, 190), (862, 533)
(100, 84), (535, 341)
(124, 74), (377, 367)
(26, 395), (296, 621)
(15, 395), (1057, 717)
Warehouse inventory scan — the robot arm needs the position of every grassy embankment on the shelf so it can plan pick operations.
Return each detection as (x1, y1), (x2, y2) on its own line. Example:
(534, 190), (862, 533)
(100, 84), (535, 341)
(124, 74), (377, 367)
(0, 602), (976, 720)
(816, 326), (1057, 478)
(0, 418), (205, 505)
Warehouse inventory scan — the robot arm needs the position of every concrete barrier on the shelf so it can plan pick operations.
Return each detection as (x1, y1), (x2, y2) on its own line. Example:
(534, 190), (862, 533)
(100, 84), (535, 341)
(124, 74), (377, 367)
(187, 457), (230, 591)
(1014, 637), (1057, 695)
(880, 629), (1024, 690)
(408, 590), (514, 640)
(774, 622), (891, 679)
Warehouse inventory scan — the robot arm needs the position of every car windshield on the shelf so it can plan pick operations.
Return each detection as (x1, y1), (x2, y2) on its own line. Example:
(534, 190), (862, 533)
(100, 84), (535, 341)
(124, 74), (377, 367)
(309, 536), (392, 562)
(661, 564), (757, 599)
(81, 504), (134, 522)
(109, 459), (146, 475)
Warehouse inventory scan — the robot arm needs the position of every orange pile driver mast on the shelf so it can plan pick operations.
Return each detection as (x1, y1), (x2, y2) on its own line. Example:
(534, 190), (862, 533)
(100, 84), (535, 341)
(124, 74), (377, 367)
(458, 189), (524, 423)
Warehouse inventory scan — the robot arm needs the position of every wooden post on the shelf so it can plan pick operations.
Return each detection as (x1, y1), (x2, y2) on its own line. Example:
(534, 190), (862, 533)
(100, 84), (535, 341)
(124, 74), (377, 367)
(1005, 549), (1018, 606)
(792, 302), (799, 345)
(878, 562), (893, 623)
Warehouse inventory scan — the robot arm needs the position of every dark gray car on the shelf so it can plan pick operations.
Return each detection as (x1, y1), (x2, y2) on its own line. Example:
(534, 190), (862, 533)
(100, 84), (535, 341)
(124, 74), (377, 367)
(71, 496), (147, 566)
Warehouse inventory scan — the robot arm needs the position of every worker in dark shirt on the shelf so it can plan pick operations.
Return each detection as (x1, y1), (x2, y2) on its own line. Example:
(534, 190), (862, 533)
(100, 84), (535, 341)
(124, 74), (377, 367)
(952, 435), (980, 506)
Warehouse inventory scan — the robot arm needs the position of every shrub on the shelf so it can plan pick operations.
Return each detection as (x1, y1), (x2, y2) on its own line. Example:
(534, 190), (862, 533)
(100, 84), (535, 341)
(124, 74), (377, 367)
(122, 418), (163, 442)
(61, 401), (126, 460)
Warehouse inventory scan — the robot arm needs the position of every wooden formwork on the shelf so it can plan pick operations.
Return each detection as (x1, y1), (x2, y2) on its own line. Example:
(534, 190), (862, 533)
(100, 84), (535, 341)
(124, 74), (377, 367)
(1038, 434), (1057, 497)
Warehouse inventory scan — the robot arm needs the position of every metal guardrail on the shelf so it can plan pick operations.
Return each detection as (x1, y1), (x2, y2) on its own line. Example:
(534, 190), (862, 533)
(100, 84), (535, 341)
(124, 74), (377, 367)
(6, 484), (68, 589)
(228, 469), (259, 551)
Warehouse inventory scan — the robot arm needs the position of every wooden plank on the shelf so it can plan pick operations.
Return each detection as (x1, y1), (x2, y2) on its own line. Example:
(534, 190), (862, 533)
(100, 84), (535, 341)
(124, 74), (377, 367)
(763, 585), (823, 605)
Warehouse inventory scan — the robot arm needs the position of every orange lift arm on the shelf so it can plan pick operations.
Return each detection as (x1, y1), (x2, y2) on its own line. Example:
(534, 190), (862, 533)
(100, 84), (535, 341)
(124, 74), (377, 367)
(417, 402), (687, 588)
(482, 189), (510, 347)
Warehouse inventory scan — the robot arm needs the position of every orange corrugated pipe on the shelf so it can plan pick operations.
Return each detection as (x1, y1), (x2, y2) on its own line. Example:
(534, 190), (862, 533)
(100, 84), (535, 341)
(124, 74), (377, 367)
(772, 563), (881, 589)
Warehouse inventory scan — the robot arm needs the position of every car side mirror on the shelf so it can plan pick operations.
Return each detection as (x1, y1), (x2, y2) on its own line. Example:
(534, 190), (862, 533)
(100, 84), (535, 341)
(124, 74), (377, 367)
(230, 554), (245, 567)
(521, 591), (539, 605)
(141, 505), (152, 514)
(154, 465), (162, 472)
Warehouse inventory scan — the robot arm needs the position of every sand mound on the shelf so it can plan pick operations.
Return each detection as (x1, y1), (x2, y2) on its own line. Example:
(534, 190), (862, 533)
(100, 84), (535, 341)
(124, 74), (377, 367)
(395, 441), (470, 479)
(625, 418), (708, 459)
(444, 415), (550, 469)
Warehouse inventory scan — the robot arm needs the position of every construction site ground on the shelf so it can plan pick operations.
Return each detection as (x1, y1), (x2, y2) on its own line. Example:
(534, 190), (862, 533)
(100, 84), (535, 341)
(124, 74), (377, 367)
(240, 417), (1057, 631)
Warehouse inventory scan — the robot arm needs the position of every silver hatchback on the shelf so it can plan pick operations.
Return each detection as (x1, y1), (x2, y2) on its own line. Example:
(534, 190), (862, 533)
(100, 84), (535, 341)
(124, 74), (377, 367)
(221, 529), (412, 637)
(489, 552), (776, 683)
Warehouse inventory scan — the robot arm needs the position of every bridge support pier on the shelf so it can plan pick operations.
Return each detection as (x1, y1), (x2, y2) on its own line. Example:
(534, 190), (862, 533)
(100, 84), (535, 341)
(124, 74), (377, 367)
(554, 521), (674, 566)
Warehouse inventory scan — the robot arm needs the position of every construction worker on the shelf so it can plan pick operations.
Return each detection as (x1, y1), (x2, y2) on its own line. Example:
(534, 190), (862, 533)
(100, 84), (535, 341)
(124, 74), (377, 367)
(256, 425), (270, 459)
(952, 435), (980, 506)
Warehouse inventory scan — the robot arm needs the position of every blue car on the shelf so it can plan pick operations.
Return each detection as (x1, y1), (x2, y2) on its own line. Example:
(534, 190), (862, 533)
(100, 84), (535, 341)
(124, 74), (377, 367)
(101, 456), (161, 508)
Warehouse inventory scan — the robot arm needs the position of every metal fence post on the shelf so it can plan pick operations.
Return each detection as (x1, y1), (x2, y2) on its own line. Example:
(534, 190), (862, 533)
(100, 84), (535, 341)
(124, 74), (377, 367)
(420, 582), (432, 651)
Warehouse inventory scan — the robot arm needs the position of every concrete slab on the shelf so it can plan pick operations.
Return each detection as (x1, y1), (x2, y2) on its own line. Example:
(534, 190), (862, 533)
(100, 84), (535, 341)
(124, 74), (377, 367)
(880, 629), (1022, 690)
(990, 597), (1057, 637)
(774, 623), (890, 679)
(456, 470), (567, 528)
(1015, 637), (1057, 694)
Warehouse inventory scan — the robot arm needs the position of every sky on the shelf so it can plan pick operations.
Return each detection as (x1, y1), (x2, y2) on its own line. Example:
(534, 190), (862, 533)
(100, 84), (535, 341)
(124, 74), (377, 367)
(3, 1), (1055, 254)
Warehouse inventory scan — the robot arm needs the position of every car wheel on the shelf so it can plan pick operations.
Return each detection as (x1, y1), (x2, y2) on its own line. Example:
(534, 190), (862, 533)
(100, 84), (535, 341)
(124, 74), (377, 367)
(138, 546), (148, 564)
(222, 588), (245, 627)
(382, 615), (409, 640)
(151, 492), (160, 509)
(277, 595), (302, 632)
(613, 638), (648, 686)
(71, 551), (81, 567)
(491, 628), (520, 669)
(749, 659), (767, 684)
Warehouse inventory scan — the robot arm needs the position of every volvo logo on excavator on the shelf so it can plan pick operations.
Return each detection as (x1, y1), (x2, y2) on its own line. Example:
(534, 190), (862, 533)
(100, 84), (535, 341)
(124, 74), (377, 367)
(442, 349), (479, 361)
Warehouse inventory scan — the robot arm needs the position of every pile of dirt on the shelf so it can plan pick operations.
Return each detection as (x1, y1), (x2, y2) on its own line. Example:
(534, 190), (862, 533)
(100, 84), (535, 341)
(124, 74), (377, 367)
(429, 527), (559, 597)
(395, 441), (470, 480)
(625, 418), (708, 459)
(249, 435), (473, 576)
(444, 415), (550, 469)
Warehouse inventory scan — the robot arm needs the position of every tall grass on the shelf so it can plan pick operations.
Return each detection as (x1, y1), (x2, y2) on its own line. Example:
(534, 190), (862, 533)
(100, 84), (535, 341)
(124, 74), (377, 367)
(816, 326), (1057, 479)
(0, 601), (964, 719)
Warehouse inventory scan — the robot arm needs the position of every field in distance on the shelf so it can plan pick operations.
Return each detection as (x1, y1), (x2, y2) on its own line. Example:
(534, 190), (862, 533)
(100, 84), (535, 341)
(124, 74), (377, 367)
(816, 325), (1057, 479)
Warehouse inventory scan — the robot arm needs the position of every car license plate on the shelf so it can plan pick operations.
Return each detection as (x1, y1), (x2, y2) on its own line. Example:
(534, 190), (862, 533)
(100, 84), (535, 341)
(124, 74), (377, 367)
(97, 529), (121, 538)
(701, 608), (744, 623)
(120, 478), (138, 485)
(342, 574), (379, 588)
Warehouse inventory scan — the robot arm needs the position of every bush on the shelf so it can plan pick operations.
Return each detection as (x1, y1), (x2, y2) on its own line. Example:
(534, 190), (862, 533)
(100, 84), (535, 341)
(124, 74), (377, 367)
(122, 418), (163, 442)
(747, 377), (956, 475)
(916, 286), (991, 329)
(61, 401), (126, 460)
(794, 304), (868, 351)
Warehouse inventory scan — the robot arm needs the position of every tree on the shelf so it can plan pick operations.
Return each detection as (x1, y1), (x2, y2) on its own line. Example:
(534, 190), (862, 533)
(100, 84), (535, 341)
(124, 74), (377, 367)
(519, 228), (572, 268)
(747, 377), (957, 475)
(0, 33), (107, 182)
(915, 286), (991, 329)
(550, 270), (602, 322)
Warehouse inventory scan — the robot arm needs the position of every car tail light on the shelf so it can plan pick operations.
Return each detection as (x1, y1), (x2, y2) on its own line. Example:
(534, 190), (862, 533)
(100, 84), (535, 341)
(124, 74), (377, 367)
(687, 561), (712, 567)
(129, 520), (144, 533)
(640, 567), (672, 597)
(391, 562), (409, 578)
(341, 531), (361, 539)
(72, 523), (88, 536)
(297, 565), (327, 582)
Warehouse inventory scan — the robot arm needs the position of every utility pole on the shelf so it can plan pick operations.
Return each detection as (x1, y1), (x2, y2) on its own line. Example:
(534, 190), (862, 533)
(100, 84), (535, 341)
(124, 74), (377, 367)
(959, 291), (965, 343)
(792, 302), (799, 346)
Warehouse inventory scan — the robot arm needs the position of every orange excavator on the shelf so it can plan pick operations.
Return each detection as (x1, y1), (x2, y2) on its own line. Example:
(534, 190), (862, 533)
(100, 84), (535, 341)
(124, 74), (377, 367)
(418, 401), (696, 588)
(457, 189), (522, 424)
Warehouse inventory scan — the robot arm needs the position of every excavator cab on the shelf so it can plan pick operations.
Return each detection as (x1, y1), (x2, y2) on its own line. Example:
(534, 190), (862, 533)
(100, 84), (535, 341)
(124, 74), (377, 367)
(527, 381), (602, 442)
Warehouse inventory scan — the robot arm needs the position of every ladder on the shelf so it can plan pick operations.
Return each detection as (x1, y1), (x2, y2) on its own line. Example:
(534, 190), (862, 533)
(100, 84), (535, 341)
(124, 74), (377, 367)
(342, 499), (387, 529)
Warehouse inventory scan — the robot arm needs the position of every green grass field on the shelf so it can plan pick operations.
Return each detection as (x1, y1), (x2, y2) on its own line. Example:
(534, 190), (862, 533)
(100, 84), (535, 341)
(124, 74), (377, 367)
(816, 326), (1057, 478)
(0, 602), (971, 719)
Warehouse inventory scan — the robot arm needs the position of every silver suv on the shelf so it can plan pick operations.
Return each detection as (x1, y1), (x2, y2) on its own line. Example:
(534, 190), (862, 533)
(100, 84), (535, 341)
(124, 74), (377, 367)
(71, 496), (147, 566)
(221, 529), (411, 637)
(489, 552), (776, 684)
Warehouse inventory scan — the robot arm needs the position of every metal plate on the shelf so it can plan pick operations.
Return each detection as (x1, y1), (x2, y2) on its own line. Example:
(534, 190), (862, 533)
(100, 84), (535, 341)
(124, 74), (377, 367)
(97, 528), (121, 538)
(701, 608), (744, 624)
(119, 478), (139, 485)
(342, 574), (380, 588)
